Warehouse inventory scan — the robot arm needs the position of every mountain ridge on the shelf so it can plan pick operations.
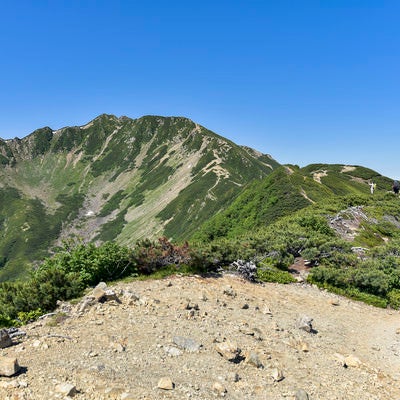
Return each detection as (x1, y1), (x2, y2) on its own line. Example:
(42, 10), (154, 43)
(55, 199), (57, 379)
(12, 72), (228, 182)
(0, 114), (279, 280)
(0, 113), (395, 283)
(193, 163), (393, 242)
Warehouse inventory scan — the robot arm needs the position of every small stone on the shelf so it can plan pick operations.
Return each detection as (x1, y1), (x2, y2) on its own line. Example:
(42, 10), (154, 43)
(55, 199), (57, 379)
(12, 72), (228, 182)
(0, 357), (20, 377)
(297, 316), (314, 333)
(223, 286), (236, 297)
(92, 286), (106, 301)
(110, 342), (125, 352)
(272, 321), (281, 331)
(263, 306), (272, 315)
(334, 353), (361, 368)
(328, 298), (340, 306)
(185, 301), (199, 310)
(295, 388), (309, 400)
(95, 282), (108, 290)
(245, 351), (263, 368)
(229, 372), (240, 382)
(242, 303), (249, 309)
(396, 328), (400, 335)
(158, 376), (174, 390)
(0, 329), (13, 349)
(164, 346), (183, 357)
(55, 382), (77, 397)
(290, 338), (310, 352)
(104, 289), (121, 303)
(333, 353), (346, 366)
(17, 380), (28, 388)
(344, 354), (362, 368)
(253, 327), (264, 341)
(212, 382), (227, 396)
(215, 340), (242, 362)
(8, 328), (26, 339)
(104, 387), (124, 396)
(77, 297), (95, 312)
(124, 292), (140, 305)
(173, 336), (202, 352)
(239, 326), (253, 336)
(271, 367), (284, 382)
(32, 340), (41, 348)
(121, 393), (137, 400)
(300, 341), (309, 352)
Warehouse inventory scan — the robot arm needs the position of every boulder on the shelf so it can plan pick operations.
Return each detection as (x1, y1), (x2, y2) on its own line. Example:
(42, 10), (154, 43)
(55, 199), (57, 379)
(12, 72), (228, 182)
(0, 329), (13, 349)
(0, 357), (20, 377)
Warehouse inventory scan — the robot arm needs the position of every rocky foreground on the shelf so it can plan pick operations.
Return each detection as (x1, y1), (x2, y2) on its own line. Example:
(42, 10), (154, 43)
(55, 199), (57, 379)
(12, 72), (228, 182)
(0, 275), (399, 400)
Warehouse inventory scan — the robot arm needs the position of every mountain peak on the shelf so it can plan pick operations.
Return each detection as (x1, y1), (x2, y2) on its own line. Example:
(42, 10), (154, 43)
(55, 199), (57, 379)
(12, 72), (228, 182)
(0, 114), (279, 279)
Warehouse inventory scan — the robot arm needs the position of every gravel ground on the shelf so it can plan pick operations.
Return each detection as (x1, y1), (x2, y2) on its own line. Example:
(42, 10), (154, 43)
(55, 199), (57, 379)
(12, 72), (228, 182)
(0, 274), (399, 400)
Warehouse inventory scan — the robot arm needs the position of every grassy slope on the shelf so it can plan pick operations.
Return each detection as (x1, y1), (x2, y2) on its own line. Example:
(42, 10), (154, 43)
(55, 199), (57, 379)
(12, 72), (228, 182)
(193, 164), (393, 242)
(0, 115), (277, 280)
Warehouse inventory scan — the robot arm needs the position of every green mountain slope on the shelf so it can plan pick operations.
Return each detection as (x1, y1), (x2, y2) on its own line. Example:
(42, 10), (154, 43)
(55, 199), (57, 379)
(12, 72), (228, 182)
(190, 163), (400, 308)
(0, 114), (278, 280)
(193, 163), (393, 241)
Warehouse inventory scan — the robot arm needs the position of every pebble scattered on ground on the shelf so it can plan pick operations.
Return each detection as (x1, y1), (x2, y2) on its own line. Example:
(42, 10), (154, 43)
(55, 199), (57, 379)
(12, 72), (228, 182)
(0, 275), (398, 399)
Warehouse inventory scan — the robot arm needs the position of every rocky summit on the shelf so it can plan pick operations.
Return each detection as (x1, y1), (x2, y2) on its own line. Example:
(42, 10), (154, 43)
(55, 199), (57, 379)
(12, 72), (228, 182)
(0, 274), (399, 399)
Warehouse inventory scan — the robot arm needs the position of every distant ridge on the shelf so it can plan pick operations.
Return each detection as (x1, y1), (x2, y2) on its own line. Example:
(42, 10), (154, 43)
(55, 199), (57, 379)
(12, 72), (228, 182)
(193, 163), (393, 241)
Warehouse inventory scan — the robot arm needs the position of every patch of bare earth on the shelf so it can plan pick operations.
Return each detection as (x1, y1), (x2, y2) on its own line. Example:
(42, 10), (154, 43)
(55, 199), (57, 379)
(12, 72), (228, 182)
(1, 275), (399, 399)
(341, 166), (356, 173)
(312, 170), (327, 184)
(300, 189), (315, 204)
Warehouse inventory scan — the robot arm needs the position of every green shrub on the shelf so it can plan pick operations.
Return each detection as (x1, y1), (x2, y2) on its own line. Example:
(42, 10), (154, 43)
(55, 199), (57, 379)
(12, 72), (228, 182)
(16, 308), (43, 325)
(257, 266), (296, 284)
(387, 289), (400, 309)
(40, 240), (136, 286)
(132, 237), (194, 275)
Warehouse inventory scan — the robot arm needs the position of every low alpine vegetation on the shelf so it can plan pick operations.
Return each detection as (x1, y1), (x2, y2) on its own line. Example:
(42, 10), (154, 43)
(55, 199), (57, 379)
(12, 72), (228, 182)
(0, 238), (209, 326)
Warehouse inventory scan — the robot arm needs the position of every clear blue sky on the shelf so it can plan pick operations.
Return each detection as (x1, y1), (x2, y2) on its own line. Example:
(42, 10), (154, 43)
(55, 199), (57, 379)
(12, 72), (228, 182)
(1, 0), (399, 178)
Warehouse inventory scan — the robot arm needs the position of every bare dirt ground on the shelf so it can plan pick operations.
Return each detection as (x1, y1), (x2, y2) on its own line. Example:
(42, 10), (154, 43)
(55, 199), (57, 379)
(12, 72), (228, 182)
(1, 275), (399, 400)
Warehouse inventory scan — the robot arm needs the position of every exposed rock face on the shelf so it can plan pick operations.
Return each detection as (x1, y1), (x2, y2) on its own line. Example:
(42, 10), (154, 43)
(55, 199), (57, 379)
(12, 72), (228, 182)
(329, 206), (376, 241)
(0, 275), (399, 399)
